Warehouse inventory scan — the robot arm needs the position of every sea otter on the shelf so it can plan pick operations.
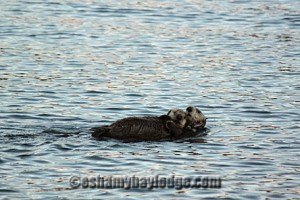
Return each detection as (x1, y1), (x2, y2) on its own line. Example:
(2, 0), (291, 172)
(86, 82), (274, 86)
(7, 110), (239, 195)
(186, 106), (207, 131)
(91, 106), (206, 141)
(166, 108), (187, 129)
(167, 106), (206, 132)
(91, 114), (185, 141)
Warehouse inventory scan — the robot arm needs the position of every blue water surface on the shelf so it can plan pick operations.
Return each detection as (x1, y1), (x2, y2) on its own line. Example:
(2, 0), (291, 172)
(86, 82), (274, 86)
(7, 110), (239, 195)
(0, 0), (299, 199)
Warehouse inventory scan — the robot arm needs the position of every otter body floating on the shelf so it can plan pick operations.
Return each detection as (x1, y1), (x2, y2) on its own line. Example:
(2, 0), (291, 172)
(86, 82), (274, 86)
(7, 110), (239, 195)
(91, 106), (207, 141)
(91, 115), (183, 141)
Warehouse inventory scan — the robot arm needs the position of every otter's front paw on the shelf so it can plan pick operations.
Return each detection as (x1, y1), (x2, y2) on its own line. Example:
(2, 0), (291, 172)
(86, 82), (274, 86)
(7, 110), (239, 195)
(166, 121), (182, 137)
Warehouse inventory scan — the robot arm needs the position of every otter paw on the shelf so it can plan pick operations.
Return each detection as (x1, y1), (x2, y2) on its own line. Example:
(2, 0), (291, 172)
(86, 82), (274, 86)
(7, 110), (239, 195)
(166, 121), (182, 137)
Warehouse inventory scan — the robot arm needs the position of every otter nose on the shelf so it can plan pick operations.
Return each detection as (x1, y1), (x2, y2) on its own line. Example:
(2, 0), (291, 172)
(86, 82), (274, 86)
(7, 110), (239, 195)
(186, 107), (193, 112)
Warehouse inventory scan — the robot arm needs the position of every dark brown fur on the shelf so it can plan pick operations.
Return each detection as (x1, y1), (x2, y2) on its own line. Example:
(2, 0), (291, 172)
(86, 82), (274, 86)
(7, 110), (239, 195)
(91, 115), (182, 141)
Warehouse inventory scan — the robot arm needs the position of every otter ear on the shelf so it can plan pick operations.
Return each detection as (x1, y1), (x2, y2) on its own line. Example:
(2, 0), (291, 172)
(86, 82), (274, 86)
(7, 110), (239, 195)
(186, 106), (193, 112)
(159, 115), (171, 121)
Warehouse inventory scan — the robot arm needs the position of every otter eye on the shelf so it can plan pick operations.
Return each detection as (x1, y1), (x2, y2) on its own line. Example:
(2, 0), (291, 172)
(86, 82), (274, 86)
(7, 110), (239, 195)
(196, 109), (201, 113)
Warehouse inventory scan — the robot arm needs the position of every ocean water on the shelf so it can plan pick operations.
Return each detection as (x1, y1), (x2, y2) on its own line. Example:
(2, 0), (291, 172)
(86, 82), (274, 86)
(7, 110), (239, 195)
(0, 0), (299, 199)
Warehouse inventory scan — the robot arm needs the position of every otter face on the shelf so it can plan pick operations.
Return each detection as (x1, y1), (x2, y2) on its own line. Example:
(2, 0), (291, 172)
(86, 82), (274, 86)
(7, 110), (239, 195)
(167, 108), (187, 129)
(186, 106), (206, 131)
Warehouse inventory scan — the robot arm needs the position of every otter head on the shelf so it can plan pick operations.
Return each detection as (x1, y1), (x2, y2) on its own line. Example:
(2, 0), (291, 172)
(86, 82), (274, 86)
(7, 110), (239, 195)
(186, 106), (207, 131)
(167, 108), (187, 129)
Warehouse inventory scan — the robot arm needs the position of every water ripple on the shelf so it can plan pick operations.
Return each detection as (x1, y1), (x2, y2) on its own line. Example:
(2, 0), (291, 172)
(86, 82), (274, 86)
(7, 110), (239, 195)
(1, 0), (300, 199)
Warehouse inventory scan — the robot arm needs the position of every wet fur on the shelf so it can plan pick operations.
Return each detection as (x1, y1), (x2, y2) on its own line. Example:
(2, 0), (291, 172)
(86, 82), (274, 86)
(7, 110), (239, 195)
(91, 115), (183, 141)
(167, 107), (207, 133)
(91, 107), (207, 141)
(166, 109), (187, 129)
(186, 106), (207, 132)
